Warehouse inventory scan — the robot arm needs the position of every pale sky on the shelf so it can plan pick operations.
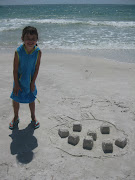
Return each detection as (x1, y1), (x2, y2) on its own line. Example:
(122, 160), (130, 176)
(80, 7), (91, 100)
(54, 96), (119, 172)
(0, 0), (135, 5)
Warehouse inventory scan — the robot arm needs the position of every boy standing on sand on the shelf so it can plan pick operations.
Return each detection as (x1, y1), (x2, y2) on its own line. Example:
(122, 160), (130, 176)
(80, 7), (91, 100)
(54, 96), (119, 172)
(9, 26), (42, 130)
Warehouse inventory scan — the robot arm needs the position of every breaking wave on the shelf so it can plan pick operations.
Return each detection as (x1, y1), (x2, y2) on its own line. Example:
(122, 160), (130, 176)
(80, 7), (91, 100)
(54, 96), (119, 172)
(0, 18), (135, 32)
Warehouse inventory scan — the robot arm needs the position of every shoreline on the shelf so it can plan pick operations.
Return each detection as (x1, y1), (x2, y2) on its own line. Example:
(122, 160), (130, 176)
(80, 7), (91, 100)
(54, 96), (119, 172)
(1, 47), (135, 64)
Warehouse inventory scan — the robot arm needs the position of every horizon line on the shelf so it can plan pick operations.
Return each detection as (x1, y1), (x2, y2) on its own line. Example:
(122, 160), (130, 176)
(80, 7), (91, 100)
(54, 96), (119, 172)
(1, 3), (135, 6)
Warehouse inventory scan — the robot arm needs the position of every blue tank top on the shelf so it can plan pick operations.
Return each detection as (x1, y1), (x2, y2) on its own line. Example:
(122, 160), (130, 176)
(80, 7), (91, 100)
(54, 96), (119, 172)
(10, 44), (40, 103)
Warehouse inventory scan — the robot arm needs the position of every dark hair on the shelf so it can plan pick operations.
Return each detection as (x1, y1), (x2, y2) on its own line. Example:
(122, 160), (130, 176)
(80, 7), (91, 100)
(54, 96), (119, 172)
(22, 26), (38, 40)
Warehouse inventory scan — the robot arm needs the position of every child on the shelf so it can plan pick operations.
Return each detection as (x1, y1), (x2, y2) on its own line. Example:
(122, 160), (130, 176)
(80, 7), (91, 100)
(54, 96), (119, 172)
(9, 26), (42, 130)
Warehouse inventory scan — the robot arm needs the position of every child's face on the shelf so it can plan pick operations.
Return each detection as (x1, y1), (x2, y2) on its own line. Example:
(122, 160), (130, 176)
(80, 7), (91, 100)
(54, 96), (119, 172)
(22, 33), (38, 49)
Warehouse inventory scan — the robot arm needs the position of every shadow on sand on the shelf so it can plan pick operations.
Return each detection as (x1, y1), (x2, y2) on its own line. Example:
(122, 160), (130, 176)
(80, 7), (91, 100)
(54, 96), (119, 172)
(9, 123), (38, 164)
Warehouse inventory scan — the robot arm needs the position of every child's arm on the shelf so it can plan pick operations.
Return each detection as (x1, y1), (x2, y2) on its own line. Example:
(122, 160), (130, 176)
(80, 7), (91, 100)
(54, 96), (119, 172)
(13, 51), (22, 96)
(30, 50), (42, 92)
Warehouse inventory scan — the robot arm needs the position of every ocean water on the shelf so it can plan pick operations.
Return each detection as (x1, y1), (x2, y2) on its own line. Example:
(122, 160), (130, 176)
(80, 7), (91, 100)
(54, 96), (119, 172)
(0, 4), (135, 62)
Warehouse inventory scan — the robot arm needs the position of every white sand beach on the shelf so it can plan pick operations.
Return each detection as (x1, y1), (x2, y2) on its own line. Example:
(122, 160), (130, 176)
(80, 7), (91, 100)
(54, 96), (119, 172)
(0, 50), (135, 180)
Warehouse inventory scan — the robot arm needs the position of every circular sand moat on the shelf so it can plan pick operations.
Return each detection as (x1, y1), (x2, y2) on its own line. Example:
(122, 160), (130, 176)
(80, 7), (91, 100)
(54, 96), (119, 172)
(49, 117), (128, 158)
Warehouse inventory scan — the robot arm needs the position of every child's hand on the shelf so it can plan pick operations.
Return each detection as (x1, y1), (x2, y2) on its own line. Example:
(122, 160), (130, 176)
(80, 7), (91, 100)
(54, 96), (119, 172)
(13, 84), (22, 96)
(30, 82), (35, 92)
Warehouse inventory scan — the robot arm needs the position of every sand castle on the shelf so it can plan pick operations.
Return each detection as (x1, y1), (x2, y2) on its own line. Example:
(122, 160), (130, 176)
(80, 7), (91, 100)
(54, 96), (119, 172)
(58, 121), (127, 153)
(52, 118), (128, 158)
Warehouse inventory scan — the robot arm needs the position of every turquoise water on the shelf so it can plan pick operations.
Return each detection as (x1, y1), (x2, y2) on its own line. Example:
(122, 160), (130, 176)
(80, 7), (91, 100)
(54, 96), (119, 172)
(0, 4), (135, 50)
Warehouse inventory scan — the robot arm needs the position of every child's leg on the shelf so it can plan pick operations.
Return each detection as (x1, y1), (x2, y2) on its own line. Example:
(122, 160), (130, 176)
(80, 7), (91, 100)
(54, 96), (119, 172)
(29, 101), (40, 128)
(29, 101), (36, 121)
(9, 100), (20, 129)
(12, 100), (20, 121)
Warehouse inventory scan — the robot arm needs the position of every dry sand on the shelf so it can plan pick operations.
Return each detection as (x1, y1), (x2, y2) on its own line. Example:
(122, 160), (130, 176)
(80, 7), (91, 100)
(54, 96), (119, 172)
(0, 50), (135, 180)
